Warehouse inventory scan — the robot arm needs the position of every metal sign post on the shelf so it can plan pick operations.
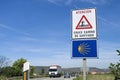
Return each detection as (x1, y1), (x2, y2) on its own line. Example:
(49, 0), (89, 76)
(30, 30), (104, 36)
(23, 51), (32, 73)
(83, 58), (87, 80)
(23, 70), (29, 80)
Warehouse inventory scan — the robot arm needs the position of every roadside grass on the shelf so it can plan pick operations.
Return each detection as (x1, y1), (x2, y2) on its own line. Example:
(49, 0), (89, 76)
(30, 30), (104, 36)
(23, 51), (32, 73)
(0, 75), (43, 80)
(0, 75), (6, 80)
(0, 76), (22, 80)
(73, 74), (114, 80)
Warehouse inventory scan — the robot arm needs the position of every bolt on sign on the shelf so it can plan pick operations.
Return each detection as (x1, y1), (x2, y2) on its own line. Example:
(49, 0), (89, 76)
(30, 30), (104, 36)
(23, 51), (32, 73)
(72, 8), (97, 39)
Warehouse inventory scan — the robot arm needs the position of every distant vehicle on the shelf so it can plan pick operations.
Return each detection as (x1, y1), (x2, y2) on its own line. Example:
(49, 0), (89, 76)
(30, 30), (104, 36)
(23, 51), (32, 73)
(64, 73), (70, 78)
(49, 65), (62, 78)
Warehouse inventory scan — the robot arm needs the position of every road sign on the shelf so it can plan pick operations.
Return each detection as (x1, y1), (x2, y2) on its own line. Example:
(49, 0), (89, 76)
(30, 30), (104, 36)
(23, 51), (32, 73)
(72, 8), (97, 39)
(23, 62), (30, 72)
(76, 15), (92, 29)
(72, 40), (98, 58)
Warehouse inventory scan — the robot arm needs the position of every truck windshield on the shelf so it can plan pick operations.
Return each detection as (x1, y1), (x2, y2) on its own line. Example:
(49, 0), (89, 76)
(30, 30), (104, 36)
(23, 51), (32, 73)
(49, 69), (57, 71)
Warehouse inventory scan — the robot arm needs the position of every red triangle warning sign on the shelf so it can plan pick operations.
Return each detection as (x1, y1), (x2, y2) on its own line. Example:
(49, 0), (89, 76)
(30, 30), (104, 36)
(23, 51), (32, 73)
(76, 15), (92, 29)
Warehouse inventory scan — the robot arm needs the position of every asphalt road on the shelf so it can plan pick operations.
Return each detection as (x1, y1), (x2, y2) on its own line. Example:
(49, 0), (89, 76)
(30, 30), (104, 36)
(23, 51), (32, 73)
(30, 77), (74, 80)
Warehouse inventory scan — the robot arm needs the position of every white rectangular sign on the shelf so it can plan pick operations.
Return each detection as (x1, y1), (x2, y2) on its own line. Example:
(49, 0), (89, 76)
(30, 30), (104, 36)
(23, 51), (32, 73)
(72, 8), (97, 39)
(23, 62), (30, 72)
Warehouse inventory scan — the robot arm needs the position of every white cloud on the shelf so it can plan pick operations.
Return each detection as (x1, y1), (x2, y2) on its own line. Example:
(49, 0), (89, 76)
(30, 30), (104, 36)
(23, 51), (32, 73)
(47, 0), (73, 5)
(47, 0), (58, 5)
(47, 0), (110, 6)
(0, 24), (14, 30)
(47, 0), (65, 6)
(27, 48), (51, 53)
(98, 16), (119, 27)
(65, 0), (73, 5)
(19, 36), (39, 42)
(0, 23), (30, 36)
(80, 0), (107, 5)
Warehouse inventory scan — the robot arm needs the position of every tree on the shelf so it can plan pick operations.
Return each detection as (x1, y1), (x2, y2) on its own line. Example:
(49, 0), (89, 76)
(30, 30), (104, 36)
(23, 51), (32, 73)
(12, 58), (27, 76)
(0, 57), (35, 77)
(0, 55), (10, 68)
(12, 58), (35, 77)
(0, 66), (16, 77)
(109, 50), (120, 80)
(30, 66), (34, 76)
(41, 68), (45, 75)
(116, 50), (120, 56)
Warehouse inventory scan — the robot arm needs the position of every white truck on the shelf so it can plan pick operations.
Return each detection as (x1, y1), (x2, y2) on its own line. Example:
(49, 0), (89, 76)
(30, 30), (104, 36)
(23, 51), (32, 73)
(49, 65), (62, 78)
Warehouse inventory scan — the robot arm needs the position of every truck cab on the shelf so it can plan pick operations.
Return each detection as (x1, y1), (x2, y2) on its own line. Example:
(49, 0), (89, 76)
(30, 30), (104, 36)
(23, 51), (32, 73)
(49, 65), (61, 78)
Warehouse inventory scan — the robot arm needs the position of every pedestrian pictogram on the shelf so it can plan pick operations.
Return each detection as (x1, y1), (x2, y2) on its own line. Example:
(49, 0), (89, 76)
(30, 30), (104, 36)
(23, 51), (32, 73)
(76, 15), (92, 29)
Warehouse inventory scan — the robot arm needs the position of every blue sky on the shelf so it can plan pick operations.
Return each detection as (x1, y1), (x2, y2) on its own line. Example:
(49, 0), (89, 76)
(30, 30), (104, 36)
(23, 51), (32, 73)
(0, 0), (120, 68)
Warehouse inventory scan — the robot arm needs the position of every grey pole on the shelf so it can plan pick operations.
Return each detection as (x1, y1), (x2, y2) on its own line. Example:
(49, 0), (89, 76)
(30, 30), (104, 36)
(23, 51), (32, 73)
(83, 58), (87, 80)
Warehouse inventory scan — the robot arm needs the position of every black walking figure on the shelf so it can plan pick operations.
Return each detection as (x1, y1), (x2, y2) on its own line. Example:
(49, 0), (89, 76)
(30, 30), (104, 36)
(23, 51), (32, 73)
(80, 21), (88, 27)
(81, 21), (85, 26)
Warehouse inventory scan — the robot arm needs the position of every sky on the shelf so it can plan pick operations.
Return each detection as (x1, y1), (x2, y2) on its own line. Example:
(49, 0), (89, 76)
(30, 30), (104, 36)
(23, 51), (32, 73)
(0, 0), (120, 68)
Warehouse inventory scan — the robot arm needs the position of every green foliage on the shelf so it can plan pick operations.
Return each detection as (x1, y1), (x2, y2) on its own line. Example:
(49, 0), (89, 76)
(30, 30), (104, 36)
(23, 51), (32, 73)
(12, 58), (27, 69)
(0, 75), (6, 80)
(109, 63), (120, 79)
(41, 68), (45, 74)
(116, 50), (120, 55)
(0, 66), (16, 77)
(30, 66), (35, 76)
(12, 58), (35, 77)
(12, 58), (27, 76)
(0, 57), (35, 78)
(109, 50), (120, 79)
(73, 74), (114, 80)
(73, 77), (82, 80)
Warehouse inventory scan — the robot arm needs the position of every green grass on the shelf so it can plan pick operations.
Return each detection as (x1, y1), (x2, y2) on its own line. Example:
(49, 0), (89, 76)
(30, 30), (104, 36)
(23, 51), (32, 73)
(0, 75), (6, 80)
(73, 74), (114, 80)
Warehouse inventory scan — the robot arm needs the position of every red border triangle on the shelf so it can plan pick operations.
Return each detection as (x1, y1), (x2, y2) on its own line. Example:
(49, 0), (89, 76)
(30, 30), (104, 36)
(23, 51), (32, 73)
(76, 15), (92, 29)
